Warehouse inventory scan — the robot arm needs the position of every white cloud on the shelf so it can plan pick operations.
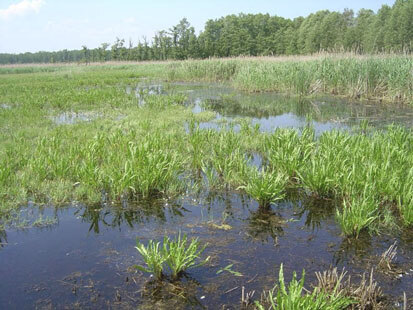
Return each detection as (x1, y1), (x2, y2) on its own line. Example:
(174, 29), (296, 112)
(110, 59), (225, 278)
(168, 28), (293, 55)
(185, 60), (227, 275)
(0, 0), (45, 20)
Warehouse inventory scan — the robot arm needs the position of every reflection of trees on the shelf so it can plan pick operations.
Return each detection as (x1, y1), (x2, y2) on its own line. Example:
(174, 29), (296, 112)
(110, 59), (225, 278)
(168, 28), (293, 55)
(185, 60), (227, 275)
(0, 229), (7, 249)
(74, 200), (186, 234)
(200, 91), (399, 126)
(203, 95), (315, 120)
(246, 207), (285, 243)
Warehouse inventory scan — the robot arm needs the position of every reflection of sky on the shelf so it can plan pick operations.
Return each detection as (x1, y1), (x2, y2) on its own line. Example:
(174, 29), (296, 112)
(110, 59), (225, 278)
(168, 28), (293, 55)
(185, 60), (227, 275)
(251, 113), (349, 136)
(178, 82), (413, 134)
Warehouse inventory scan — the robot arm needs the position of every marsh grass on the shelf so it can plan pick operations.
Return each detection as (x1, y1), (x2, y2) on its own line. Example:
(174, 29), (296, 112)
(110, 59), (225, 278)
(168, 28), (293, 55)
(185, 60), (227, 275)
(166, 55), (413, 104)
(241, 168), (288, 208)
(163, 233), (209, 280)
(335, 192), (379, 238)
(314, 268), (384, 310)
(255, 264), (353, 310)
(1, 64), (413, 236)
(135, 233), (209, 281)
(378, 242), (397, 271)
(135, 239), (167, 280)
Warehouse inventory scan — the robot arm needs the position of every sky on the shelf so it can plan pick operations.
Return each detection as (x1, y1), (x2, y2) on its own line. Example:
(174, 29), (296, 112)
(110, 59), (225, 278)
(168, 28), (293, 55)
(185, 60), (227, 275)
(0, 0), (395, 54)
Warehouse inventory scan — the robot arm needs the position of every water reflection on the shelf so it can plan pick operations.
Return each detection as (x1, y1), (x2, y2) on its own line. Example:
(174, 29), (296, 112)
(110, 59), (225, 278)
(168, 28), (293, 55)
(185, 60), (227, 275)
(0, 191), (411, 308)
(333, 234), (374, 267)
(75, 200), (187, 234)
(127, 84), (165, 105)
(294, 196), (337, 231)
(133, 82), (413, 133)
(52, 111), (99, 125)
(246, 208), (285, 243)
(0, 229), (7, 249)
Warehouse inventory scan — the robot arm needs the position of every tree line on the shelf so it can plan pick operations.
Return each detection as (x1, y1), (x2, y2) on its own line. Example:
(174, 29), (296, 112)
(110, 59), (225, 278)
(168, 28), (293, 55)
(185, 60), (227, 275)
(0, 0), (411, 64)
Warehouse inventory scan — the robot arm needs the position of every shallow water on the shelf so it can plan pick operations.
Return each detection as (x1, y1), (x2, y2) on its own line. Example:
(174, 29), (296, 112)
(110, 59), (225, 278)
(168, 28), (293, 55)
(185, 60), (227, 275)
(0, 103), (11, 109)
(2, 82), (413, 308)
(132, 82), (413, 134)
(1, 192), (412, 309)
(52, 111), (99, 125)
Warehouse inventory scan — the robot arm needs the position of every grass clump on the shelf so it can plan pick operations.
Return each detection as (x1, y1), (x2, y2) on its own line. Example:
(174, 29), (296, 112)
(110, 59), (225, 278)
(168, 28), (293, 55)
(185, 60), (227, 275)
(135, 232), (209, 281)
(241, 168), (288, 208)
(335, 190), (379, 238)
(255, 264), (353, 310)
(135, 239), (167, 280)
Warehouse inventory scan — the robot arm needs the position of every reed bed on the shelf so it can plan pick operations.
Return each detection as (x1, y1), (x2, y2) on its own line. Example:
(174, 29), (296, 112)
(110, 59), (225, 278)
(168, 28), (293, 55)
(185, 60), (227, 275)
(167, 55), (413, 104)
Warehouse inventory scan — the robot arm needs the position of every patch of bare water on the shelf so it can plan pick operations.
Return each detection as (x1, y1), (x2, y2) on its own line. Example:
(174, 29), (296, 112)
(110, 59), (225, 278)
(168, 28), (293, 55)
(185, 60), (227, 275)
(0, 103), (11, 109)
(0, 193), (411, 309)
(145, 82), (413, 135)
(51, 111), (99, 125)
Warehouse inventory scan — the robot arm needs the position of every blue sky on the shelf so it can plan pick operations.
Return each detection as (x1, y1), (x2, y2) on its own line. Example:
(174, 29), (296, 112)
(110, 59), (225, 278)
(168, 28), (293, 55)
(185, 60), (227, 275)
(0, 0), (395, 53)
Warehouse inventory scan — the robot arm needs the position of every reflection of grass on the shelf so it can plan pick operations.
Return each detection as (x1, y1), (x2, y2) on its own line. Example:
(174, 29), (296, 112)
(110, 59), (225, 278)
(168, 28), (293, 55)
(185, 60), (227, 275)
(32, 215), (58, 228)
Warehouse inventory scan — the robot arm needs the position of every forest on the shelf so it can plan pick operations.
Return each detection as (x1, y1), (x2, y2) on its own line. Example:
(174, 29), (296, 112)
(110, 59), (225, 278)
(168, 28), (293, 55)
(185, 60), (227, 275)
(0, 0), (412, 64)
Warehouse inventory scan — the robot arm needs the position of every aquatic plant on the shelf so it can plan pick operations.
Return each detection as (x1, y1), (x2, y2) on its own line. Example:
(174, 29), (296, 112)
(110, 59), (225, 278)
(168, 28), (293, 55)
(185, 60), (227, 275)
(241, 168), (288, 208)
(378, 242), (397, 271)
(1, 63), (413, 235)
(255, 264), (353, 310)
(135, 233), (209, 281)
(335, 192), (379, 238)
(216, 264), (243, 277)
(167, 56), (413, 104)
(135, 239), (167, 280)
(163, 232), (209, 280)
(314, 268), (383, 309)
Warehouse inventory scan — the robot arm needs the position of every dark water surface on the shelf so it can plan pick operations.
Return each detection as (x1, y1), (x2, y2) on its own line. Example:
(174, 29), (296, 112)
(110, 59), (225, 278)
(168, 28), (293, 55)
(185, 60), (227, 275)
(1, 192), (412, 309)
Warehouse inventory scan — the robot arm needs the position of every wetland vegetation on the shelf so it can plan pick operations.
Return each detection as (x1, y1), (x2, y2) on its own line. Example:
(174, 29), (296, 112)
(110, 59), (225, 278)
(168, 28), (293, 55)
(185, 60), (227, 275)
(0, 58), (412, 308)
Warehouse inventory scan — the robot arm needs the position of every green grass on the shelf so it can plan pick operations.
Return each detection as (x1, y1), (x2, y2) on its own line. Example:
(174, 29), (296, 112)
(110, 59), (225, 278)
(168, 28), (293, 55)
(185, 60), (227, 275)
(135, 233), (209, 281)
(165, 55), (413, 104)
(241, 168), (288, 208)
(335, 189), (380, 238)
(255, 264), (353, 310)
(1, 62), (413, 236)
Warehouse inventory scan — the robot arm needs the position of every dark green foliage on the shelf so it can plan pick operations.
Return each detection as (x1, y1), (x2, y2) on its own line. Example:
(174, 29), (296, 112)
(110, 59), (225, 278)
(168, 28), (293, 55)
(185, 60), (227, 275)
(1, 0), (412, 64)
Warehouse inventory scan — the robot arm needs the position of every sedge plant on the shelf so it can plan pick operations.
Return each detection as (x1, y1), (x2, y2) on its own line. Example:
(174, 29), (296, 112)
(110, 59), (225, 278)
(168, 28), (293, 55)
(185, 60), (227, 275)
(135, 232), (209, 281)
(241, 167), (288, 208)
(255, 264), (353, 310)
